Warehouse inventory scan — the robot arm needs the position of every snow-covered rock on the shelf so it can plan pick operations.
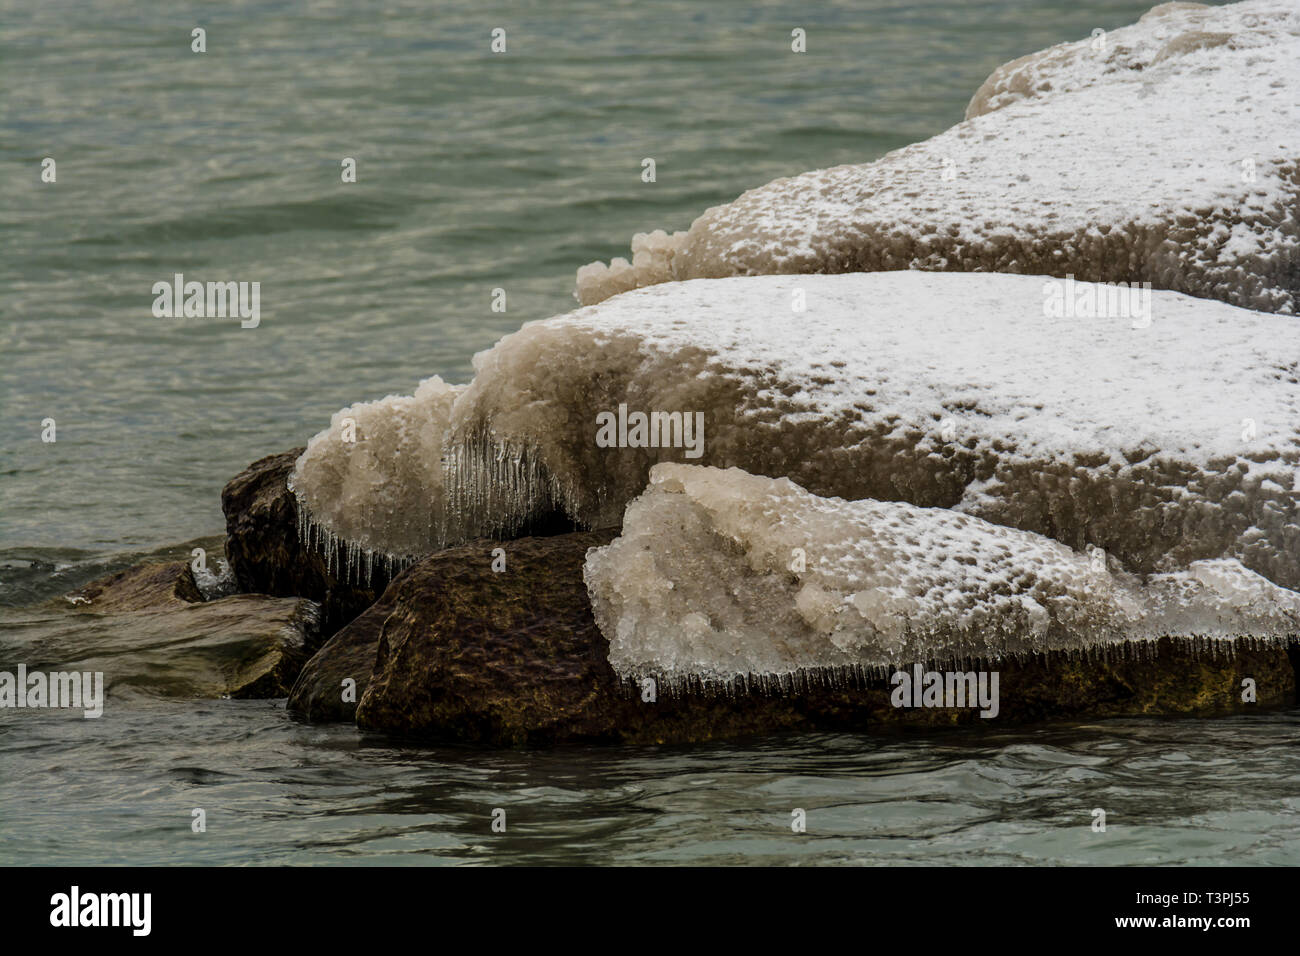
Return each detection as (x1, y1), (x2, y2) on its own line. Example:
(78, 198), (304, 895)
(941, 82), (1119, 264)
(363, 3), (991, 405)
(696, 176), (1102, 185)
(290, 271), (1300, 592)
(575, 0), (1300, 315)
(583, 463), (1300, 687)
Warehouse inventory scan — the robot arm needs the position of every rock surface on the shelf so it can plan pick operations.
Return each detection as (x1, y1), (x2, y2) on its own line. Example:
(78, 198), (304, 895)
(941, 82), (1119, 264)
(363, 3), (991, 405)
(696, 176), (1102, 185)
(350, 531), (1294, 745)
(222, 448), (390, 635)
(356, 530), (619, 742)
(287, 580), (404, 722)
(66, 560), (204, 611)
(0, 561), (321, 699)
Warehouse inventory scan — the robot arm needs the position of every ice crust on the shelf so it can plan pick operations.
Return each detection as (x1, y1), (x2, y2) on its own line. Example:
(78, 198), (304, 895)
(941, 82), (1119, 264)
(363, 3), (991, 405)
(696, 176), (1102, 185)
(583, 463), (1300, 687)
(575, 0), (1300, 314)
(290, 271), (1300, 595)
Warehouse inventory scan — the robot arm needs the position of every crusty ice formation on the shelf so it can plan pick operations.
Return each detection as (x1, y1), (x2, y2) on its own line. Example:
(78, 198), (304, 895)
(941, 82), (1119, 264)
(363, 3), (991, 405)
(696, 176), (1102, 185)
(288, 376), (463, 579)
(965, 1), (1256, 120)
(290, 271), (1300, 593)
(583, 464), (1300, 688)
(450, 272), (1300, 589)
(575, 0), (1300, 314)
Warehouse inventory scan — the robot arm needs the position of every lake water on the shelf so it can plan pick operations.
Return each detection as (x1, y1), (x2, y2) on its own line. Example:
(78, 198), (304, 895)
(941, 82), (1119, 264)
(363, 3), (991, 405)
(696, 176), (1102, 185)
(6, 0), (1288, 867)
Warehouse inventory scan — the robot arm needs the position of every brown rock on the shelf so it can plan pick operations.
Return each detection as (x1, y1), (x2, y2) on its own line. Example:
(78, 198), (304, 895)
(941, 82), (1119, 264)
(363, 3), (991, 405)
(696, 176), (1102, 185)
(66, 560), (203, 611)
(287, 582), (404, 722)
(20, 561), (322, 699)
(355, 530), (619, 743)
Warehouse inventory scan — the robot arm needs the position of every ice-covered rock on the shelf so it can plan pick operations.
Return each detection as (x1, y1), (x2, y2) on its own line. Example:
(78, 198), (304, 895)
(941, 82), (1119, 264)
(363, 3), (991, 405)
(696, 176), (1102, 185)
(575, 0), (1300, 314)
(584, 463), (1300, 687)
(287, 376), (463, 574)
(964, 1), (1264, 119)
(290, 271), (1300, 593)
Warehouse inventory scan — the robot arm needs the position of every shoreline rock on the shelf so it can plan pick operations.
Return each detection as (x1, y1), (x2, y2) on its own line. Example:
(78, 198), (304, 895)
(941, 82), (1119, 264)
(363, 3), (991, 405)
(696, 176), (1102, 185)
(66, 560), (204, 611)
(5, 561), (322, 700)
(286, 575), (405, 723)
(342, 531), (1294, 746)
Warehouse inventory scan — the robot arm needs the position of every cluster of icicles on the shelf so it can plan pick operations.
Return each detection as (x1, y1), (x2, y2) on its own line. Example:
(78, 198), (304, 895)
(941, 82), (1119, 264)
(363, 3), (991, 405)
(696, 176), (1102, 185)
(288, 429), (586, 586)
(623, 638), (1275, 700)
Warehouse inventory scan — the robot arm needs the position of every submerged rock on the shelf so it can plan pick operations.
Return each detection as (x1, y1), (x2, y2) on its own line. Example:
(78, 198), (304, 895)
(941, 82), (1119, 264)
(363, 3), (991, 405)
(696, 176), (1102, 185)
(575, 0), (1300, 314)
(221, 448), (391, 635)
(349, 531), (1293, 745)
(0, 561), (321, 700)
(585, 464), (1300, 688)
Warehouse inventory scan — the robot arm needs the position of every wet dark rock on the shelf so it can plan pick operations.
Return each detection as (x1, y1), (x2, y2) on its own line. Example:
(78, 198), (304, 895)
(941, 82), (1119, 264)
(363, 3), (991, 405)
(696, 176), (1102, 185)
(66, 560), (203, 611)
(287, 582), (403, 723)
(288, 530), (597, 724)
(354, 530), (619, 743)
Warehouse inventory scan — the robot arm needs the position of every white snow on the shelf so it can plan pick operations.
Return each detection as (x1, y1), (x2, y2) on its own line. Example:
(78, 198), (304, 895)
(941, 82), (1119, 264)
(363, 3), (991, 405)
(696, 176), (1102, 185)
(575, 0), (1300, 314)
(583, 463), (1300, 687)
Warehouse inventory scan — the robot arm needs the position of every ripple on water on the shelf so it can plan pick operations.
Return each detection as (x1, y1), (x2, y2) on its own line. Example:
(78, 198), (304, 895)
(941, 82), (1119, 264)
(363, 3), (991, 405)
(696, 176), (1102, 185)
(2, 701), (1299, 865)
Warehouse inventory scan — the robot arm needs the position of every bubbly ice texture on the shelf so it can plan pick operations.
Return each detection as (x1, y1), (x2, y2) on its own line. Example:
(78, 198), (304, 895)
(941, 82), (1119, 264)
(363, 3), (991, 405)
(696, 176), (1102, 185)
(583, 463), (1300, 687)
(288, 376), (463, 577)
(291, 271), (1300, 593)
(575, 0), (1300, 314)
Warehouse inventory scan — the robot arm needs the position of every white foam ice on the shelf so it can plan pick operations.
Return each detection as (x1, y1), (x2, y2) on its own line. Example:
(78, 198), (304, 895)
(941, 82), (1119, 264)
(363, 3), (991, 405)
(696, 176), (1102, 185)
(287, 375), (463, 581)
(583, 463), (1300, 688)
(575, 0), (1300, 315)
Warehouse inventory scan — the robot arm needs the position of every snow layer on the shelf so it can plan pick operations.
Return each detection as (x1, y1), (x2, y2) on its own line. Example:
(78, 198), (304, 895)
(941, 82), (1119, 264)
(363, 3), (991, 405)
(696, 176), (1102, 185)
(291, 271), (1300, 593)
(575, 0), (1300, 314)
(584, 463), (1300, 686)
